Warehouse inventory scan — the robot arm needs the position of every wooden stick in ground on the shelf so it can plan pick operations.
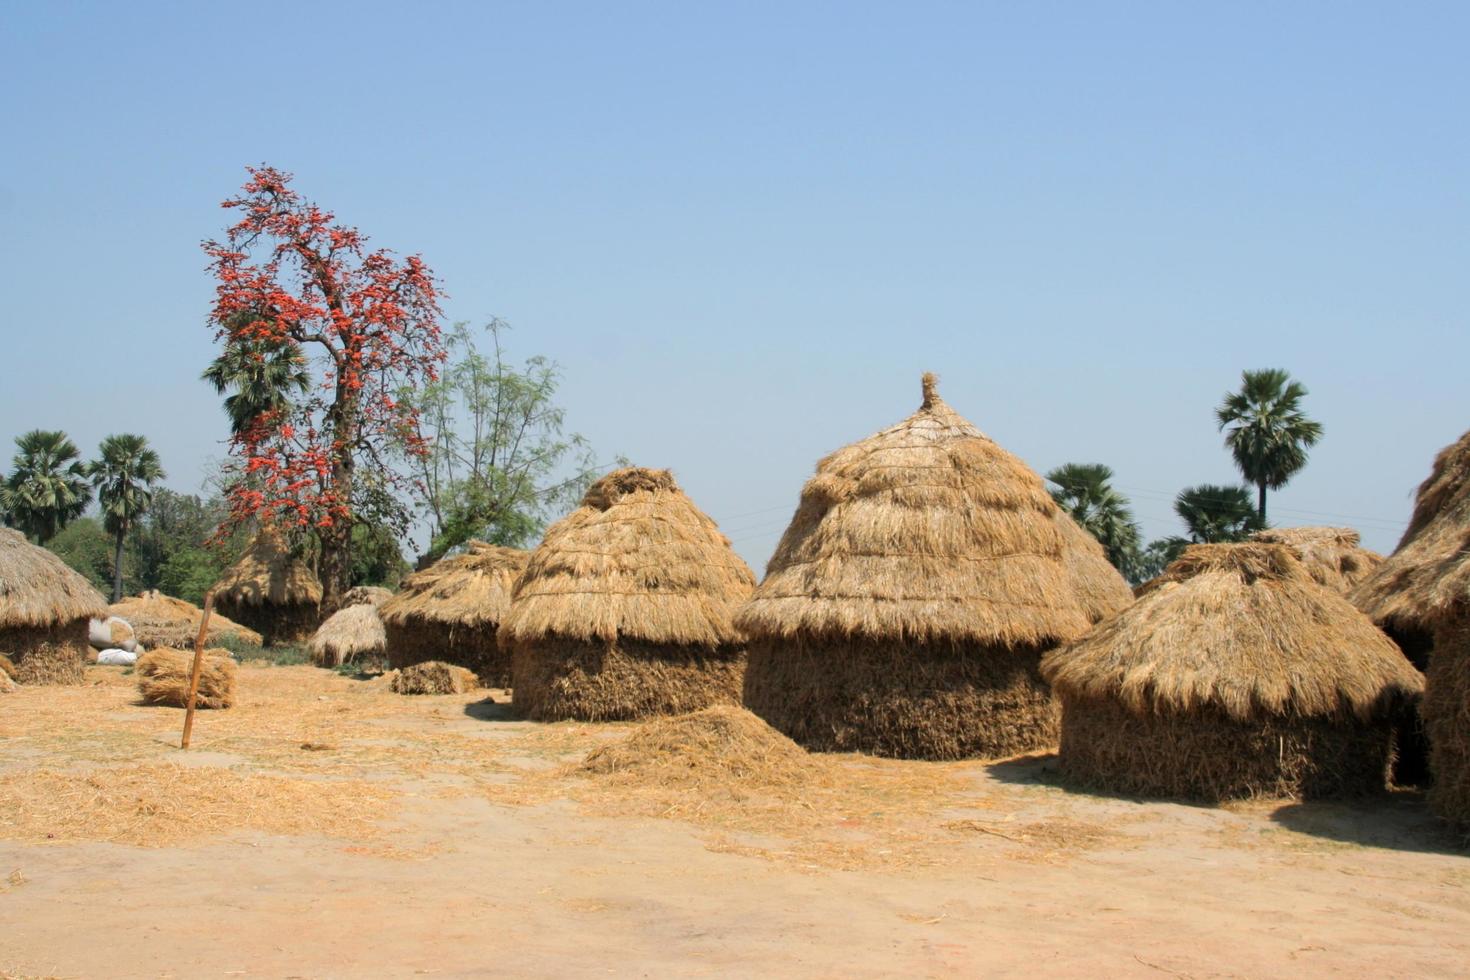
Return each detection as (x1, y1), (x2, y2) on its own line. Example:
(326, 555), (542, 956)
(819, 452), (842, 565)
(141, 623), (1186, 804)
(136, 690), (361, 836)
(181, 592), (215, 749)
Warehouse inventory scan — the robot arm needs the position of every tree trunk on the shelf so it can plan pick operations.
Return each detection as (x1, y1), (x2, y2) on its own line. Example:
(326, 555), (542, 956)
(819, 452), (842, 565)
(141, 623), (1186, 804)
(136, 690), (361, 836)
(318, 519), (351, 614)
(111, 524), (126, 604)
(1257, 480), (1267, 524)
(319, 381), (358, 613)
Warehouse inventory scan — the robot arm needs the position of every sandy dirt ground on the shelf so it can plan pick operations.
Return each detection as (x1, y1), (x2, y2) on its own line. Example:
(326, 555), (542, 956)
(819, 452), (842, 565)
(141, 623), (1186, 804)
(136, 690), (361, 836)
(2, 664), (1468, 979)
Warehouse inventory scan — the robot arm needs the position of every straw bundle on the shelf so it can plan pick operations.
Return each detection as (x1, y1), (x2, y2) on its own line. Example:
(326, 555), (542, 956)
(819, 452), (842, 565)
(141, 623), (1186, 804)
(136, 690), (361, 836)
(504, 467), (756, 721)
(1042, 543), (1423, 802)
(380, 542), (526, 686)
(108, 590), (264, 649)
(1251, 526), (1383, 595)
(0, 527), (108, 685)
(211, 526), (322, 645)
(0, 653), (15, 679)
(1428, 611), (1470, 830)
(0, 670), (14, 694)
(390, 660), (479, 695)
(308, 602), (387, 668)
(135, 647), (237, 709)
(737, 374), (1106, 760)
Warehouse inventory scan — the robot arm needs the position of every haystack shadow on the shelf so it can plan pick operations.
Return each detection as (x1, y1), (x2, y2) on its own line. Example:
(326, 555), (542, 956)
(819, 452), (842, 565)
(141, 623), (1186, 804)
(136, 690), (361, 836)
(463, 696), (517, 722)
(1270, 795), (1466, 856)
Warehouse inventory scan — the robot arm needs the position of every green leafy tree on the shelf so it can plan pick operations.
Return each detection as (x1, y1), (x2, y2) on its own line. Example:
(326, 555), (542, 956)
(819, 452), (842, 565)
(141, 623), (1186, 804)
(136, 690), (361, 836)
(400, 320), (602, 562)
(1174, 484), (1265, 543)
(1132, 537), (1189, 585)
(1, 430), (92, 542)
(89, 434), (166, 602)
(1046, 463), (1142, 573)
(46, 517), (115, 594)
(1215, 368), (1324, 522)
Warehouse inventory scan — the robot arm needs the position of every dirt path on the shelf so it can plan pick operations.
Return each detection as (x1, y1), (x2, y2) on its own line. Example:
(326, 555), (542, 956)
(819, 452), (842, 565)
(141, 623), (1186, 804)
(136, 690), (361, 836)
(2, 666), (1467, 978)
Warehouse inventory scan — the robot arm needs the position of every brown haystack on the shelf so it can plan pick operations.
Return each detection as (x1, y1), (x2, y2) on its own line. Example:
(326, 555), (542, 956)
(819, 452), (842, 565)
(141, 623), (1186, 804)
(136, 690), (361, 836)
(737, 374), (1103, 760)
(341, 585), (392, 607)
(0, 527), (108, 685)
(390, 660), (479, 695)
(1042, 543), (1423, 802)
(1053, 511), (1135, 624)
(1428, 611), (1470, 831)
(212, 526), (323, 646)
(135, 647), (237, 709)
(308, 602), (387, 668)
(380, 542), (527, 686)
(504, 467), (756, 721)
(108, 590), (264, 649)
(1251, 526), (1383, 595)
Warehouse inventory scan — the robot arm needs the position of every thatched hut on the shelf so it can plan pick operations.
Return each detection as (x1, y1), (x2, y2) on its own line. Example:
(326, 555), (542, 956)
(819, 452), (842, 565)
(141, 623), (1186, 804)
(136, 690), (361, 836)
(1251, 526), (1383, 595)
(211, 526), (323, 646)
(379, 542), (527, 686)
(109, 590), (264, 649)
(0, 528), (108, 685)
(503, 467), (757, 721)
(308, 602), (388, 669)
(1053, 511), (1135, 625)
(1042, 543), (1423, 802)
(737, 374), (1120, 760)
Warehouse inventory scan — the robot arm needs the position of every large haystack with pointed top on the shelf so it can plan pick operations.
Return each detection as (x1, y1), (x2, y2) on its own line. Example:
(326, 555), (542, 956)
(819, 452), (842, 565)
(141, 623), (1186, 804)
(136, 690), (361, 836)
(109, 590), (264, 649)
(211, 526), (323, 646)
(379, 542), (526, 686)
(736, 374), (1111, 760)
(503, 467), (756, 721)
(1043, 542), (1422, 802)
(1251, 526), (1383, 595)
(0, 528), (108, 685)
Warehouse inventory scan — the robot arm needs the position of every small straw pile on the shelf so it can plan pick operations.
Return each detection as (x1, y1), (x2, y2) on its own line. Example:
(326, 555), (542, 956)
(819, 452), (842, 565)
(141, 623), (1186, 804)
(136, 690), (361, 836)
(309, 597), (389, 669)
(135, 647), (238, 709)
(110, 590), (264, 649)
(391, 660), (480, 695)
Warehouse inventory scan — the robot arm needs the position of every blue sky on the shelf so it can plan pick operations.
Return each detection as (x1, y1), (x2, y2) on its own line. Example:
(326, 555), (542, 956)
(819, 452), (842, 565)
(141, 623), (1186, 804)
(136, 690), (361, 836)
(1, 2), (1466, 570)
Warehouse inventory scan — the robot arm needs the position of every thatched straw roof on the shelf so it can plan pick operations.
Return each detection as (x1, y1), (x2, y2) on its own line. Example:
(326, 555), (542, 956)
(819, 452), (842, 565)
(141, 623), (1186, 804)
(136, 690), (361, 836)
(308, 602), (387, 667)
(0, 527), (107, 629)
(1053, 511), (1134, 624)
(108, 590), (264, 648)
(500, 468), (756, 647)
(735, 374), (1093, 647)
(379, 542), (526, 628)
(1250, 526), (1383, 595)
(212, 526), (323, 607)
(1043, 542), (1423, 722)
(1350, 429), (1470, 630)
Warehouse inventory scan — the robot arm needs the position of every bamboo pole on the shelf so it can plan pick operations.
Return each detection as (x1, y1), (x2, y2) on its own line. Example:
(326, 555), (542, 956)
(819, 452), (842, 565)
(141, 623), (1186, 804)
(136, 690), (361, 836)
(180, 592), (214, 749)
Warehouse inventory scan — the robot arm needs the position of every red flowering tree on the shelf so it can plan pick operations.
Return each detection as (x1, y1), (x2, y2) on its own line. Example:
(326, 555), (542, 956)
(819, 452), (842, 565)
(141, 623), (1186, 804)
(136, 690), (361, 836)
(203, 166), (444, 609)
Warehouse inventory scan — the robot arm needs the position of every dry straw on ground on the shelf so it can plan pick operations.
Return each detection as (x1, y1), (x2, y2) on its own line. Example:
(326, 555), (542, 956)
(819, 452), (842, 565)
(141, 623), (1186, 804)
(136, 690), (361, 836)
(109, 590), (264, 649)
(309, 602), (387, 668)
(0, 527), (108, 686)
(390, 660), (480, 695)
(1251, 526), (1383, 595)
(504, 468), (756, 721)
(1043, 542), (1424, 802)
(212, 526), (323, 645)
(380, 541), (526, 686)
(135, 647), (238, 709)
(738, 374), (1130, 760)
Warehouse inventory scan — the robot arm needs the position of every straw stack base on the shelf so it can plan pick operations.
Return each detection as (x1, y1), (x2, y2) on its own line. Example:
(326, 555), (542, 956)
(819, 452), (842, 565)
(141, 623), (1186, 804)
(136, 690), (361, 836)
(1057, 697), (1395, 803)
(216, 599), (318, 648)
(1, 621), (88, 686)
(1428, 615), (1470, 831)
(386, 621), (506, 687)
(511, 639), (744, 722)
(742, 640), (1058, 760)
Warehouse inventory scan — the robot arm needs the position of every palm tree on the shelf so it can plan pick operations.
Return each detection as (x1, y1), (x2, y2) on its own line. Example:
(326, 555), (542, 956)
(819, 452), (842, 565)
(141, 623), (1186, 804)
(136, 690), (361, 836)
(202, 331), (311, 436)
(1174, 484), (1265, 543)
(1046, 463), (1142, 572)
(1216, 368), (1324, 522)
(89, 434), (166, 602)
(0, 430), (92, 543)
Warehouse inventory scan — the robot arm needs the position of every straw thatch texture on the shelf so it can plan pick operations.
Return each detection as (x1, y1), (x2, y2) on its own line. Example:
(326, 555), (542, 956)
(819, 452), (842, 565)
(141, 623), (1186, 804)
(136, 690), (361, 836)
(308, 602), (387, 668)
(380, 542), (527, 686)
(341, 585), (392, 607)
(1042, 543), (1423, 802)
(390, 660), (479, 695)
(108, 591), (264, 649)
(505, 468), (756, 722)
(0, 670), (14, 694)
(1427, 610), (1470, 830)
(0, 528), (107, 686)
(212, 527), (323, 646)
(0, 653), (14, 679)
(737, 375), (1100, 759)
(1251, 526), (1383, 595)
(135, 647), (237, 709)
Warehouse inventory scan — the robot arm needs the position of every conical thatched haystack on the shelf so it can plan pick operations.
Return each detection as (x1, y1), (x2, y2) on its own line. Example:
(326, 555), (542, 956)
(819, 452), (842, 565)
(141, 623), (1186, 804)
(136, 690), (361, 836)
(1053, 511), (1135, 625)
(308, 588), (390, 669)
(109, 590), (264, 649)
(0, 528), (108, 685)
(737, 374), (1116, 760)
(1251, 526), (1382, 595)
(211, 526), (323, 646)
(379, 542), (526, 686)
(503, 467), (756, 721)
(1043, 543), (1423, 802)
